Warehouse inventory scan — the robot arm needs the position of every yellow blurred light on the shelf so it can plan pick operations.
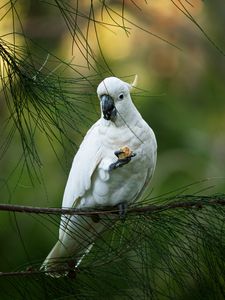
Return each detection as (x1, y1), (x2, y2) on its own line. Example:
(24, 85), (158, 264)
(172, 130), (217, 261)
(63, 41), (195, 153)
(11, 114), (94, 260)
(95, 6), (134, 60)
(149, 0), (203, 18)
(0, 1), (25, 43)
(0, 1), (26, 87)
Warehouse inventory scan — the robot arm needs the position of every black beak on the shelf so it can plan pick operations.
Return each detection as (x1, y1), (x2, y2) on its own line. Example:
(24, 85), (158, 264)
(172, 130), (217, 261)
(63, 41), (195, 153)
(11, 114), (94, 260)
(100, 94), (117, 121)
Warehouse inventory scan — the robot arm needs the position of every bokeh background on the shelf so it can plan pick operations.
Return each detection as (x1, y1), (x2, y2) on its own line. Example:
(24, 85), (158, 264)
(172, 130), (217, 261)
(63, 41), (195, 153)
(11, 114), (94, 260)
(0, 0), (225, 296)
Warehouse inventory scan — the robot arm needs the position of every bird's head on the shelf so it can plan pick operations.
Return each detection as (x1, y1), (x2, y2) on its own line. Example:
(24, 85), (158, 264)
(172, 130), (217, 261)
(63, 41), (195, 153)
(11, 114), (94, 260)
(97, 76), (137, 122)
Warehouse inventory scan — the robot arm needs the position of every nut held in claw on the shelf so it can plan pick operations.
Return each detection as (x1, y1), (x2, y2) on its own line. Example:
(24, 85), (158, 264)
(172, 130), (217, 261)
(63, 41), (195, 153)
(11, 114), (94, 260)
(118, 146), (134, 159)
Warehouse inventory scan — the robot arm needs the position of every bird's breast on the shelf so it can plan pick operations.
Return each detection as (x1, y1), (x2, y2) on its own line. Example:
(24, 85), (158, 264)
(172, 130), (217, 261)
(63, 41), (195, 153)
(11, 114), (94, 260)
(99, 121), (148, 150)
(89, 122), (156, 207)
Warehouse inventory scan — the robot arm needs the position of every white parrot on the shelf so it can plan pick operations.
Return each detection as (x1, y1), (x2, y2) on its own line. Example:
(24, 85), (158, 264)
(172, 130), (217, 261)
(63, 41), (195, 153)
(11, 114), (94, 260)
(41, 76), (157, 276)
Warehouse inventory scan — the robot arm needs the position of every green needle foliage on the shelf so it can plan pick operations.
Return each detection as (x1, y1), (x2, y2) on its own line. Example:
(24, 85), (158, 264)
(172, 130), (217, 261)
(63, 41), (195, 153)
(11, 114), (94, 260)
(0, 1), (225, 299)
(0, 194), (225, 299)
(0, 37), (101, 180)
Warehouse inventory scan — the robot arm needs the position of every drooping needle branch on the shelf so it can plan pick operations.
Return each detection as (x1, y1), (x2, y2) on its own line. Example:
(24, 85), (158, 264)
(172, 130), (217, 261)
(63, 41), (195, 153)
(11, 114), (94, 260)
(0, 194), (225, 280)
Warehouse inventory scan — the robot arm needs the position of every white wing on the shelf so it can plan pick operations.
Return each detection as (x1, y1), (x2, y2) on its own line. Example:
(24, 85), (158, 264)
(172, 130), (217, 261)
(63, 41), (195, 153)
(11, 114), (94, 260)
(58, 120), (103, 246)
(41, 77), (158, 276)
(62, 119), (102, 210)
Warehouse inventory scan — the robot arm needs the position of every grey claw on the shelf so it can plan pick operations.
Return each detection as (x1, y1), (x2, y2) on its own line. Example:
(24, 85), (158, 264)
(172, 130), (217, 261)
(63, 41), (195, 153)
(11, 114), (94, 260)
(114, 149), (123, 158)
(109, 157), (131, 171)
(118, 203), (127, 221)
(114, 150), (136, 159)
(109, 152), (136, 171)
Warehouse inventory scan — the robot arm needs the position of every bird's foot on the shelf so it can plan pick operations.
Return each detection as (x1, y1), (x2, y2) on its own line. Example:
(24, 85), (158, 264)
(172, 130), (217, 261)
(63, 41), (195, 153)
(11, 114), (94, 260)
(67, 259), (78, 279)
(118, 202), (127, 221)
(90, 214), (100, 223)
(109, 146), (136, 171)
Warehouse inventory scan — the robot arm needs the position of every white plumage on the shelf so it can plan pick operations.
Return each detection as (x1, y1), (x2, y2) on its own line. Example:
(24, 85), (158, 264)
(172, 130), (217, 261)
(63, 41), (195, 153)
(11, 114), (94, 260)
(42, 76), (157, 276)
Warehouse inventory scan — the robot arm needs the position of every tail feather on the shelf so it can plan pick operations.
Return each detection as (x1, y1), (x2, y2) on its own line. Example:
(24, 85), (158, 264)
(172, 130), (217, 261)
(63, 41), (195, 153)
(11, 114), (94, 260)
(41, 240), (72, 277)
(41, 215), (110, 277)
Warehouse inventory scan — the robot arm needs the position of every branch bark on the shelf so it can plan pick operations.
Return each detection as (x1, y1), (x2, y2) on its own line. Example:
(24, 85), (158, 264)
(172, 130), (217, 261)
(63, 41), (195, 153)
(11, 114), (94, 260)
(0, 196), (224, 216)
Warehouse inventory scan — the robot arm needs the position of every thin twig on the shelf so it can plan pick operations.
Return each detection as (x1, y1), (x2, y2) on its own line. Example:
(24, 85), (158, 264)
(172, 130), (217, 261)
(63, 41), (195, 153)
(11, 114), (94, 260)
(0, 270), (44, 277)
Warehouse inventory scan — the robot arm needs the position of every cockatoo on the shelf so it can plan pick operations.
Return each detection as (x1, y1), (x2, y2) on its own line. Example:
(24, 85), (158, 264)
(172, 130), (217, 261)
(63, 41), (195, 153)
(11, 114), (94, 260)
(41, 76), (157, 276)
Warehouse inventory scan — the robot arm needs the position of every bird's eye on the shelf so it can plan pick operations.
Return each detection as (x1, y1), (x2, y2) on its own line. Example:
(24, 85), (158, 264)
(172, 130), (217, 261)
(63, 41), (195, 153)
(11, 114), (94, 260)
(118, 93), (124, 100)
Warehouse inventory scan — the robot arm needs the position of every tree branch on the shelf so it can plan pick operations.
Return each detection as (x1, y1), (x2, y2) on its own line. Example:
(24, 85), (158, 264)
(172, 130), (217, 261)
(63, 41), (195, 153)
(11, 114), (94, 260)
(0, 195), (225, 279)
(0, 195), (225, 216)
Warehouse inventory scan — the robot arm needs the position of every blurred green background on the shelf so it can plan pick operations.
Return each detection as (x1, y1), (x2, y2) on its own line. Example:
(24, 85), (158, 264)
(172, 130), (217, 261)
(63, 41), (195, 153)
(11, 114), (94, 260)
(0, 0), (225, 297)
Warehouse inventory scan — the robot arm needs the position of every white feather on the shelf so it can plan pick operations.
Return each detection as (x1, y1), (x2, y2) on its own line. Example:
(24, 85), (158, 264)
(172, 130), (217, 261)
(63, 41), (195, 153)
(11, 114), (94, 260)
(41, 77), (157, 276)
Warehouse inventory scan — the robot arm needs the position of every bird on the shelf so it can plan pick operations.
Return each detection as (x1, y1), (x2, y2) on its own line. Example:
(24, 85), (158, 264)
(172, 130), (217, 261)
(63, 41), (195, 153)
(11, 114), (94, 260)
(41, 76), (157, 277)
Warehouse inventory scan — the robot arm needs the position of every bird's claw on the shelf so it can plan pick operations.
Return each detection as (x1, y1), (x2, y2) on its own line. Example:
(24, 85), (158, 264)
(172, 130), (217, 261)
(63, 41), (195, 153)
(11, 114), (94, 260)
(109, 146), (136, 171)
(66, 259), (78, 279)
(109, 157), (132, 171)
(118, 202), (127, 221)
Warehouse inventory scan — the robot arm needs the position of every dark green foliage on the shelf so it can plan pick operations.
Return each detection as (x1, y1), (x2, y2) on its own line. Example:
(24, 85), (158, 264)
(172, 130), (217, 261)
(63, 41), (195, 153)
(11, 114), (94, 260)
(0, 37), (100, 179)
(1, 1), (225, 299)
(1, 195), (225, 299)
